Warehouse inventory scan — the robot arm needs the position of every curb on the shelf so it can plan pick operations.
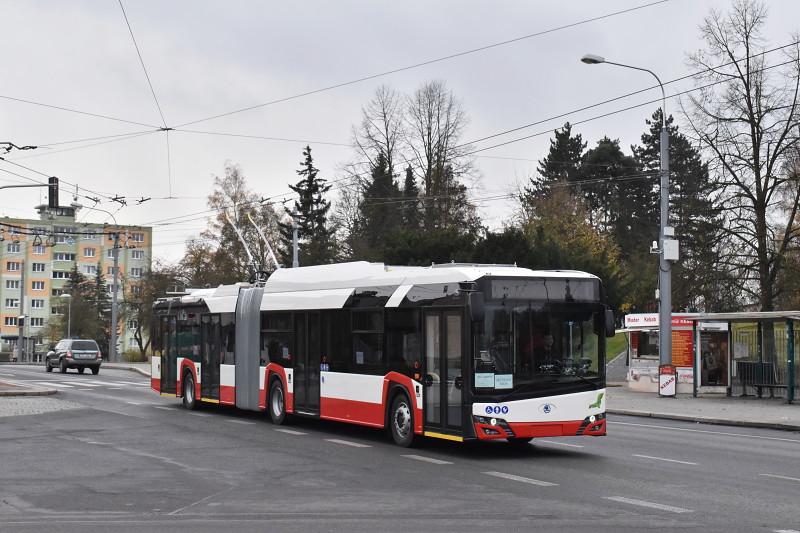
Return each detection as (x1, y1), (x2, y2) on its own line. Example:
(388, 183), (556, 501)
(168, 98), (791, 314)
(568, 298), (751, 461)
(0, 387), (58, 397)
(102, 364), (150, 378)
(607, 408), (800, 432)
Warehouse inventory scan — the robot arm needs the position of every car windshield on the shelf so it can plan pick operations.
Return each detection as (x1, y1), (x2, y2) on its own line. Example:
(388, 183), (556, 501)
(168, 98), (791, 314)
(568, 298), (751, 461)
(71, 340), (99, 351)
(473, 302), (603, 395)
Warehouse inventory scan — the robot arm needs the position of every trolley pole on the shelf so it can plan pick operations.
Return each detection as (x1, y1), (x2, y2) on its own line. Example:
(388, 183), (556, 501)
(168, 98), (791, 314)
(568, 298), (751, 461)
(110, 232), (120, 362)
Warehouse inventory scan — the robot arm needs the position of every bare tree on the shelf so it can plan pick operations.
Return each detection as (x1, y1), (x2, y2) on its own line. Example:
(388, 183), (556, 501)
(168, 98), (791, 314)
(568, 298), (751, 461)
(684, 0), (800, 310)
(405, 80), (477, 232)
(351, 85), (405, 180)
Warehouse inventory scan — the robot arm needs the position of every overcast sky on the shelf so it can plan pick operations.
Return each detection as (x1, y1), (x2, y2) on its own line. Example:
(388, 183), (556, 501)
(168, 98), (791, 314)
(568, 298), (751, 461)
(2, 0), (799, 263)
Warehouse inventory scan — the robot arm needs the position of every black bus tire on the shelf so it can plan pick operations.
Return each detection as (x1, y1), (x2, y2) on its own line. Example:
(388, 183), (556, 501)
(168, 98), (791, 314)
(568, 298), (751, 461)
(182, 372), (197, 410)
(269, 378), (287, 425)
(389, 392), (416, 447)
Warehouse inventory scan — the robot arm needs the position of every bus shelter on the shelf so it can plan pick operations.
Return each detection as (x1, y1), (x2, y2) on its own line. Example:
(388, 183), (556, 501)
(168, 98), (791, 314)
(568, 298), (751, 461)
(622, 313), (727, 394)
(687, 312), (799, 403)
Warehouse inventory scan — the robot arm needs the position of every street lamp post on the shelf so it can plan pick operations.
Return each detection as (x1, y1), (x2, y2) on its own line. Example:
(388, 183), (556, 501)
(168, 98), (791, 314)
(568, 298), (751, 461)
(60, 293), (72, 338)
(581, 54), (676, 368)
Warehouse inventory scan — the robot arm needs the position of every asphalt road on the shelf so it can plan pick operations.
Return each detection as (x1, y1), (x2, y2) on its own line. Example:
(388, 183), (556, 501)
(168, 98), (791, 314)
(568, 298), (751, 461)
(1, 364), (799, 533)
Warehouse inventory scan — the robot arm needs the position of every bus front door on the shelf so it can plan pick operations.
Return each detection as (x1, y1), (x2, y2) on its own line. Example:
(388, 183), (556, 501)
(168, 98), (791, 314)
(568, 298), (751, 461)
(200, 314), (220, 400)
(423, 310), (464, 438)
(293, 312), (321, 415)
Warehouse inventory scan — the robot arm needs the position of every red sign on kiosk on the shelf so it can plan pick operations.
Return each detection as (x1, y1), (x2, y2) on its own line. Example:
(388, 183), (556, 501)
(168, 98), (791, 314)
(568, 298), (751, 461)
(658, 364), (677, 397)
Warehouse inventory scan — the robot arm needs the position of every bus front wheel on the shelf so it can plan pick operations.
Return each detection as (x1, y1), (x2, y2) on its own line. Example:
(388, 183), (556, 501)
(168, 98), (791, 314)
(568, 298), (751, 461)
(389, 393), (416, 447)
(182, 373), (197, 410)
(269, 379), (287, 425)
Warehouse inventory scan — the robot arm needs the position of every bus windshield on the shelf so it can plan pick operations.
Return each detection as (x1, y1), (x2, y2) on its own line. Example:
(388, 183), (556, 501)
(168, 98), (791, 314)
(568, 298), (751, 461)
(472, 302), (603, 396)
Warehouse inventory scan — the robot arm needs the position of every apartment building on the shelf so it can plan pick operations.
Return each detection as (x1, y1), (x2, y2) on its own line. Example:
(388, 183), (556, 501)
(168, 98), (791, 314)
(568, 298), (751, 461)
(0, 203), (152, 357)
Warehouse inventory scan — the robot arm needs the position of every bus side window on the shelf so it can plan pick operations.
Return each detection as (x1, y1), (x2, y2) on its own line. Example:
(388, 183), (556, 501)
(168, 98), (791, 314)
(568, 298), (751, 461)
(221, 314), (235, 365)
(352, 310), (383, 374)
(327, 310), (351, 372)
(386, 309), (420, 375)
(261, 312), (293, 367)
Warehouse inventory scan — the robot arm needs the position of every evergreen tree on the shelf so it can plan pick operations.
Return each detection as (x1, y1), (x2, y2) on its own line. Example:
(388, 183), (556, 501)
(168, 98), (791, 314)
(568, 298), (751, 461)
(401, 165), (420, 229)
(633, 109), (727, 311)
(93, 263), (112, 355)
(357, 151), (401, 260)
(523, 122), (586, 205)
(278, 146), (335, 266)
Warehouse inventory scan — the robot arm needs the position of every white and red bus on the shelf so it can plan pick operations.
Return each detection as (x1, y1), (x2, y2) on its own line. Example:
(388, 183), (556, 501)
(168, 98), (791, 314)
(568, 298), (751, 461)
(150, 262), (613, 446)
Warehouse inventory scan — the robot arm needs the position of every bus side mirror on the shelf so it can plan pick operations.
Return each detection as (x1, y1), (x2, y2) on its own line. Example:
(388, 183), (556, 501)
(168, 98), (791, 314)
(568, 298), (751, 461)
(468, 292), (485, 323)
(605, 308), (616, 338)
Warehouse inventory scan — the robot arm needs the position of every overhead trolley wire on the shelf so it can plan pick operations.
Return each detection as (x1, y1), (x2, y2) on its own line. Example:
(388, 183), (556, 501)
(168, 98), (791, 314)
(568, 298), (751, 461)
(117, 0), (169, 129)
(174, 0), (670, 128)
(0, 94), (162, 129)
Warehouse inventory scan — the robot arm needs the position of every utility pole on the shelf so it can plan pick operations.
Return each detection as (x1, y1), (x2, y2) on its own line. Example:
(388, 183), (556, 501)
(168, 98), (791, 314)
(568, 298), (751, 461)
(110, 232), (120, 362)
(17, 260), (25, 362)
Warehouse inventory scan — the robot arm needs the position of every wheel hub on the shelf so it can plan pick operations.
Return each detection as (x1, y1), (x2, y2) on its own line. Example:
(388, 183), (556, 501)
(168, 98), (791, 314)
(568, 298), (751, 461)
(394, 402), (411, 438)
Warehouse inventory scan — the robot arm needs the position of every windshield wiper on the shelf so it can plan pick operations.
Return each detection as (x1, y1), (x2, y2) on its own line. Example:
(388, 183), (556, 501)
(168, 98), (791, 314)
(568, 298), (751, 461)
(548, 373), (601, 389)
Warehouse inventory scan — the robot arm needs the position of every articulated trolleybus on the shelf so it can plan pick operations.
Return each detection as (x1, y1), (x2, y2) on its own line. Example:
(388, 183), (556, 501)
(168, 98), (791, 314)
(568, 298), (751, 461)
(151, 262), (614, 446)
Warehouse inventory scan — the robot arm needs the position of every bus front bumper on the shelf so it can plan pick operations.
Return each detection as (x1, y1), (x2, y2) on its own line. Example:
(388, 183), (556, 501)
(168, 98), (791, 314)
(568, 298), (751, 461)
(472, 413), (606, 440)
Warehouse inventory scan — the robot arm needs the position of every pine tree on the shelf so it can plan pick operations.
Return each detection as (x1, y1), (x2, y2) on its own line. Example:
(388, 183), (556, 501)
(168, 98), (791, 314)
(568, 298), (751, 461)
(93, 263), (112, 355)
(401, 165), (420, 229)
(278, 146), (335, 266)
(357, 151), (401, 260)
(633, 109), (726, 310)
(523, 122), (586, 206)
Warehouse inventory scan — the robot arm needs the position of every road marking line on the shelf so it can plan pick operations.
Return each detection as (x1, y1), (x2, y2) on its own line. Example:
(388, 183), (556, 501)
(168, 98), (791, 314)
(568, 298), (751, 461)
(125, 401), (142, 405)
(225, 419), (255, 425)
(153, 406), (174, 411)
(774, 529), (800, 533)
(632, 454), (698, 465)
(325, 438), (371, 448)
(482, 471), (557, 487)
(32, 381), (73, 388)
(610, 421), (800, 444)
(761, 473), (800, 483)
(402, 454), (453, 465)
(67, 382), (101, 387)
(275, 428), (307, 435)
(187, 412), (211, 417)
(77, 389), (94, 391)
(605, 496), (692, 514)
(0, 372), (15, 377)
(537, 440), (585, 448)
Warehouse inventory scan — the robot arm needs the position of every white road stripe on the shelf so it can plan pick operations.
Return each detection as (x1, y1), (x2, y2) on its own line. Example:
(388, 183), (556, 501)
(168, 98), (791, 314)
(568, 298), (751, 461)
(125, 401), (142, 405)
(225, 419), (255, 425)
(774, 529), (800, 533)
(187, 412), (211, 417)
(605, 496), (692, 514)
(275, 428), (307, 435)
(482, 471), (557, 487)
(610, 421), (800, 444)
(32, 381), (73, 388)
(154, 406), (174, 411)
(0, 372), (15, 377)
(632, 454), (698, 465)
(761, 473), (800, 483)
(537, 440), (585, 448)
(325, 438), (371, 448)
(402, 454), (453, 465)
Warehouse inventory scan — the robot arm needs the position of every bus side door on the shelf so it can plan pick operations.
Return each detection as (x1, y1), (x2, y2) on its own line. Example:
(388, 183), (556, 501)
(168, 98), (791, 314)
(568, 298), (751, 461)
(423, 309), (464, 437)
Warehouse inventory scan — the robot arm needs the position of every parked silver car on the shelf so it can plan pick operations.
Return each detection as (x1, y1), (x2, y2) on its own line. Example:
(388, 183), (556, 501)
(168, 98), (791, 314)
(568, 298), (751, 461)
(45, 339), (102, 375)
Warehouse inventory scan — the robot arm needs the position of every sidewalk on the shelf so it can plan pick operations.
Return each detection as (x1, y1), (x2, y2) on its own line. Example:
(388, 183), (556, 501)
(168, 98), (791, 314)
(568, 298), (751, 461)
(607, 386), (800, 431)
(0, 380), (57, 397)
(103, 362), (150, 377)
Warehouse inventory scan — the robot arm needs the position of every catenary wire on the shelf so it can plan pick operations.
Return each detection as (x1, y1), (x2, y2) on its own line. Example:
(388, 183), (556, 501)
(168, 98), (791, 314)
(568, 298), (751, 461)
(174, 0), (670, 128)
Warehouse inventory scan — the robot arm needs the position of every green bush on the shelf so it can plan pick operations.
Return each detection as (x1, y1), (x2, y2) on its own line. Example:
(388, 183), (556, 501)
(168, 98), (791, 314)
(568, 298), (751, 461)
(121, 350), (147, 363)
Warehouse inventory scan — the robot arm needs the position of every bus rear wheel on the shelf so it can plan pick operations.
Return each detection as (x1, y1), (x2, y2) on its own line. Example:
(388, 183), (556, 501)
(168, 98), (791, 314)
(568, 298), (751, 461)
(182, 373), (197, 410)
(269, 379), (287, 425)
(389, 393), (415, 447)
